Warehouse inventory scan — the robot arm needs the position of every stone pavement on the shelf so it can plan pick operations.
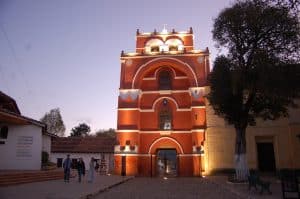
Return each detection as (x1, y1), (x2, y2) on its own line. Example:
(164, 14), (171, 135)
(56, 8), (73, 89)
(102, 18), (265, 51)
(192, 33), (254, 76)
(207, 175), (283, 199)
(0, 174), (132, 199)
(93, 177), (243, 199)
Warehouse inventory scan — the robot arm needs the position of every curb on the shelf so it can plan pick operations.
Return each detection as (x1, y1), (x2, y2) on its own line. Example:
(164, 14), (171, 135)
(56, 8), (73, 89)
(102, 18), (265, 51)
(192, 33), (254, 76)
(81, 176), (134, 199)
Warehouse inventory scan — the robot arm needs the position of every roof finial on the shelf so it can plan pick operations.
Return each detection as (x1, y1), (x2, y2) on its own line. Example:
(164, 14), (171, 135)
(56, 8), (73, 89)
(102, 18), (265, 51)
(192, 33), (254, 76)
(162, 24), (168, 34)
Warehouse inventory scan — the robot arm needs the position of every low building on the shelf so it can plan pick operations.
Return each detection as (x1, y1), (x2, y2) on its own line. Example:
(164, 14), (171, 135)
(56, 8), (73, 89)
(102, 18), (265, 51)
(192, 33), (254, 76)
(50, 136), (115, 174)
(0, 91), (53, 170)
(205, 99), (300, 175)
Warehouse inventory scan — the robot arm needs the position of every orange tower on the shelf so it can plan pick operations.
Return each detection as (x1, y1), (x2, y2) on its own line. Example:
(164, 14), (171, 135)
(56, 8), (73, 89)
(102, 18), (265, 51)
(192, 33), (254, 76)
(114, 27), (210, 176)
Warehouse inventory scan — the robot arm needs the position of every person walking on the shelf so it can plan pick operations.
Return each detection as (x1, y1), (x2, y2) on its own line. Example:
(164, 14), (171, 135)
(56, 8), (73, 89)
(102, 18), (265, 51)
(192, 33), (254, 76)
(77, 158), (85, 183)
(63, 154), (72, 183)
(87, 157), (95, 183)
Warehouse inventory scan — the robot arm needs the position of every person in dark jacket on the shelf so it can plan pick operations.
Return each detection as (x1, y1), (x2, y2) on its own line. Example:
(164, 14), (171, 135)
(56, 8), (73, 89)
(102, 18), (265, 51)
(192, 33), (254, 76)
(63, 154), (72, 183)
(77, 158), (85, 183)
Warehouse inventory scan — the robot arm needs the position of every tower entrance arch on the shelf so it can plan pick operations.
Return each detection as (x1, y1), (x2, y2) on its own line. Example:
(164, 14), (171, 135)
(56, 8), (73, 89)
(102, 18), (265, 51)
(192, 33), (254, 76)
(156, 149), (177, 177)
(115, 27), (209, 177)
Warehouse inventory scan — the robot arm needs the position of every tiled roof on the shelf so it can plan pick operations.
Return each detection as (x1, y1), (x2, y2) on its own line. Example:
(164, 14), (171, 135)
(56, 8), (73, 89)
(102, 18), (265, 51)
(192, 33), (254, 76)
(51, 136), (116, 153)
(0, 91), (21, 114)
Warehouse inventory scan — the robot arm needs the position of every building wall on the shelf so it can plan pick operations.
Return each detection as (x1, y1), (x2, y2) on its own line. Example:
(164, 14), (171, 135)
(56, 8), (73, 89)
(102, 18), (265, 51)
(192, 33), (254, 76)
(50, 152), (114, 173)
(116, 29), (209, 176)
(42, 134), (51, 155)
(0, 124), (43, 170)
(205, 102), (300, 174)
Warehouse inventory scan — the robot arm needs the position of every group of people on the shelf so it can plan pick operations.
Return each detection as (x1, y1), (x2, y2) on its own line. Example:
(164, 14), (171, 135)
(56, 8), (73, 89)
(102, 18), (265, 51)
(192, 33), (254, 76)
(62, 154), (97, 183)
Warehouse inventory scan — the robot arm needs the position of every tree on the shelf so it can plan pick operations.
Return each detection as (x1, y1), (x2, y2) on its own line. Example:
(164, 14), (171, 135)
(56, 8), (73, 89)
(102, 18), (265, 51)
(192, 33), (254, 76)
(40, 108), (66, 137)
(95, 128), (116, 138)
(209, 0), (300, 181)
(70, 123), (91, 137)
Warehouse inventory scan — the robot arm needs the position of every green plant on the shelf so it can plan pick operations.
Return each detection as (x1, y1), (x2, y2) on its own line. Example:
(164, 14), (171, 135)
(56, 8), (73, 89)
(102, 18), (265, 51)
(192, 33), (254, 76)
(42, 151), (49, 164)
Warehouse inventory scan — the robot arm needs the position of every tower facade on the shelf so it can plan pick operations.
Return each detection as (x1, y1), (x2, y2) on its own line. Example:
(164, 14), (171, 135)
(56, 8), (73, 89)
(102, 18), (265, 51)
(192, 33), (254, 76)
(114, 27), (210, 176)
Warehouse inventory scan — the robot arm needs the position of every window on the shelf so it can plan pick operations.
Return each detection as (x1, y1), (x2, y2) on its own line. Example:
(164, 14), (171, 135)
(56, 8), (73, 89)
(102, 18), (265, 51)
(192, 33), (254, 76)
(159, 71), (172, 90)
(151, 46), (159, 52)
(0, 126), (8, 139)
(159, 100), (172, 130)
(169, 45), (178, 51)
(159, 110), (172, 130)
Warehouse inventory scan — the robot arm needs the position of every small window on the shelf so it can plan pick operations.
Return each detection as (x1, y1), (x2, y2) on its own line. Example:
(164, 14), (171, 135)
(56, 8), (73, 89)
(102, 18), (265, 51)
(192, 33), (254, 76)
(169, 45), (178, 51)
(159, 110), (172, 130)
(0, 126), (8, 139)
(159, 71), (172, 90)
(151, 46), (159, 52)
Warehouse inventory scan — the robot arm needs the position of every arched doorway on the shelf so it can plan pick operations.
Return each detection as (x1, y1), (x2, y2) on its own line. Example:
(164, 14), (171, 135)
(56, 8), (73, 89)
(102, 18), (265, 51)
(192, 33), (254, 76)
(156, 149), (177, 177)
(148, 137), (184, 177)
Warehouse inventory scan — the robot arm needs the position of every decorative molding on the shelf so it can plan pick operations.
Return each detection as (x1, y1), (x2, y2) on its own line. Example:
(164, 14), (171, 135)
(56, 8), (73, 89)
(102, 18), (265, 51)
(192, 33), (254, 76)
(114, 145), (138, 153)
(148, 136), (184, 154)
(132, 57), (198, 88)
(189, 87), (206, 99)
(119, 89), (141, 100)
(143, 77), (156, 80)
(140, 130), (191, 134)
(114, 153), (140, 157)
(174, 76), (188, 79)
(126, 59), (133, 66)
(116, 130), (194, 134)
(141, 90), (189, 94)
(191, 129), (205, 132)
(178, 154), (204, 157)
(118, 107), (205, 112)
(197, 56), (204, 64)
(116, 130), (139, 133)
(152, 96), (179, 110)
(191, 106), (206, 109)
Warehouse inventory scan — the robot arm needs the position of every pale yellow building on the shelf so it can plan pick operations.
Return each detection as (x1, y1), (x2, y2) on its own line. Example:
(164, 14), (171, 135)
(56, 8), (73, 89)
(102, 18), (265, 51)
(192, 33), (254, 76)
(204, 93), (300, 175)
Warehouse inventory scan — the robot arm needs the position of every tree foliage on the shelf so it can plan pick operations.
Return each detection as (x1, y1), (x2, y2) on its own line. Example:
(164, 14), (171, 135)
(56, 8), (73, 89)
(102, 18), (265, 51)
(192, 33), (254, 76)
(210, 0), (300, 129)
(95, 128), (116, 138)
(209, 0), (300, 180)
(40, 108), (66, 137)
(70, 123), (91, 137)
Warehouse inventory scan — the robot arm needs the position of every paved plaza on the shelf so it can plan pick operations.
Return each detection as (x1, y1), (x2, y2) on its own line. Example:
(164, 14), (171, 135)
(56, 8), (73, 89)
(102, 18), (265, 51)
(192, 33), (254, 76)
(94, 176), (284, 199)
(0, 174), (132, 199)
(94, 177), (242, 199)
(0, 174), (285, 199)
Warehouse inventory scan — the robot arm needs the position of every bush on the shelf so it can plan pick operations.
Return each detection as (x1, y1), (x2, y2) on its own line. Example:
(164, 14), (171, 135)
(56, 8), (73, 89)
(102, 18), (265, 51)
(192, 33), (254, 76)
(42, 151), (49, 164)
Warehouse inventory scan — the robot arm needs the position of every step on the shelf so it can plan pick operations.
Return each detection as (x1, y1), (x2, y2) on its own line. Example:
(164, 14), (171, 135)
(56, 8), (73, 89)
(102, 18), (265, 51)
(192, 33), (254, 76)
(0, 171), (64, 186)
(0, 176), (63, 186)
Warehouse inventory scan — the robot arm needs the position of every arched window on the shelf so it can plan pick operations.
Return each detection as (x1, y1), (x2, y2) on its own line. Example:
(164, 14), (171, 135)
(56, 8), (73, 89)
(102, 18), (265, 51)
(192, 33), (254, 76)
(169, 45), (178, 51)
(151, 46), (160, 52)
(159, 71), (172, 90)
(159, 99), (172, 130)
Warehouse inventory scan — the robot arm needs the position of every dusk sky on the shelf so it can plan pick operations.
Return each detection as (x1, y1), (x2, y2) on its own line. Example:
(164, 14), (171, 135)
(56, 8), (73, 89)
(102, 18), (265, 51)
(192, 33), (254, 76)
(0, 0), (233, 136)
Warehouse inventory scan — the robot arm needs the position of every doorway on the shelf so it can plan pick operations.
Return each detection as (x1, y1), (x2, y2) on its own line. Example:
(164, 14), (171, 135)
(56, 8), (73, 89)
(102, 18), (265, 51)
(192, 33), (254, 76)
(257, 142), (276, 172)
(156, 149), (177, 177)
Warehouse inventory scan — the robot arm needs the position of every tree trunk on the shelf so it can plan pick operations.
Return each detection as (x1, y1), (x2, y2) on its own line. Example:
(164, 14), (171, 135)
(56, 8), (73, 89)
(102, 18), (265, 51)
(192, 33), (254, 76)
(234, 127), (249, 181)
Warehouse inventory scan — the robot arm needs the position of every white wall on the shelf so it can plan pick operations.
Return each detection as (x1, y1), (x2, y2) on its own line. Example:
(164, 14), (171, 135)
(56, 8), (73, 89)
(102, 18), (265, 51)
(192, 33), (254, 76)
(50, 152), (114, 173)
(42, 134), (51, 155)
(0, 124), (43, 170)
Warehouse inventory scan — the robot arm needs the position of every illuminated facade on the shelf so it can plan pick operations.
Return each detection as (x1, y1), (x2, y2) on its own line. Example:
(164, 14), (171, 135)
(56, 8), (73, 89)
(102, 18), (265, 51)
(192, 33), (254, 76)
(114, 27), (210, 176)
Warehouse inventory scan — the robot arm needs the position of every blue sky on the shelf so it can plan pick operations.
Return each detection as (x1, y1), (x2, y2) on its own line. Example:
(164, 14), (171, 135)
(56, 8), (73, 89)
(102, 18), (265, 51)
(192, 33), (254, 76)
(0, 0), (233, 136)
